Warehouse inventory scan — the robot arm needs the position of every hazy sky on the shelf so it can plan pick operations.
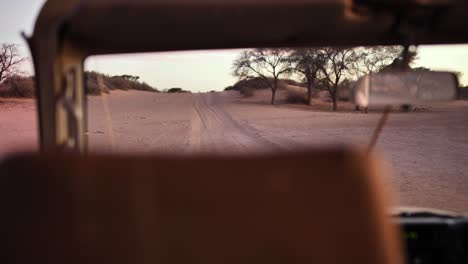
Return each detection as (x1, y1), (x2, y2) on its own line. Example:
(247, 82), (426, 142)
(85, 50), (241, 92)
(2, 0), (468, 91)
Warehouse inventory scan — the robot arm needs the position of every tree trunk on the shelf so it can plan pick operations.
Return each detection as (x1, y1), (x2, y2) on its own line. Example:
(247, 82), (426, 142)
(332, 95), (337, 111)
(332, 85), (338, 111)
(271, 88), (276, 105)
(307, 84), (312, 106)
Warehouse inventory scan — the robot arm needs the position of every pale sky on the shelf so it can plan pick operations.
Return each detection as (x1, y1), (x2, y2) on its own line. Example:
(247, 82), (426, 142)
(85, 50), (241, 92)
(2, 0), (468, 91)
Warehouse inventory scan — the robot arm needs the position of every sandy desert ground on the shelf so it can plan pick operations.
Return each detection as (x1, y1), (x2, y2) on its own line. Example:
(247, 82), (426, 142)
(1, 89), (468, 214)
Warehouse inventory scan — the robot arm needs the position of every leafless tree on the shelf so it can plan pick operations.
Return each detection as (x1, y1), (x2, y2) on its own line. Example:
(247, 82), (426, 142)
(317, 47), (360, 111)
(352, 46), (402, 111)
(354, 46), (403, 76)
(232, 49), (291, 105)
(0, 44), (26, 83)
(379, 47), (418, 72)
(289, 48), (326, 105)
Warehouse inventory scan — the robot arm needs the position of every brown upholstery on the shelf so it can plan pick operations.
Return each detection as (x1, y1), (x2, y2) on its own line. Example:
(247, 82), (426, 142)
(0, 147), (403, 264)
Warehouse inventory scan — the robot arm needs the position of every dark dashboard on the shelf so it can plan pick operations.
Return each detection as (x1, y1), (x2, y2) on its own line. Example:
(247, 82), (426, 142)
(399, 215), (468, 264)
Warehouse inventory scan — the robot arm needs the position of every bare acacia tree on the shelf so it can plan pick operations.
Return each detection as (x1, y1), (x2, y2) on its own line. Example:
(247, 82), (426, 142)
(232, 49), (291, 105)
(380, 47), (418, 72)
(318, 47), (360, 111)
(352, 46), (402, 111)
(290, 48), (325, 105)
(0, 44), (26, 83)
(355, 46), (402, 76)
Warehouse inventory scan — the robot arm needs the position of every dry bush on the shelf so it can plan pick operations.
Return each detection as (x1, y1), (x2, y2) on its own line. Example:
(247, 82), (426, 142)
(107, 76), (129, 91)
(240, 87), (255, 97)
(316, 90), (332, 102)
(232, 78), (269, 91)
(229, 78), (302, 95)
(167, 87), (191, 93)
(461, 87), (468, 100)
(167, 88), (182, 93)
(85, 71), (158, 95)
(132, 82), (156, 92)
(85, 71), (109, 95)
(0, 76), (35, 98)
(337, 79), (355, 102)
(0, 72), (158, 98)
(224, 85), (236, 91)
(286, 90), (308, 104)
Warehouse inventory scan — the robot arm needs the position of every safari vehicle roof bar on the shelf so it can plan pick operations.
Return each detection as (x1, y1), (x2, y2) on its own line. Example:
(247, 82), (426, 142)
(26, 0), (468, 152)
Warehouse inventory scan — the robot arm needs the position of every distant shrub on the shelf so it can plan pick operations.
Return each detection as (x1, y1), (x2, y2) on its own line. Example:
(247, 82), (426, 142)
(84, 71), (158, 95)
(167, 88), (183, 93)
(116, 74), (140, 82)
(0, 76), (35, 98)
(286, 91), (308, 105)
(240, 87), (255, 97)
(229, 78), (303, 94)
(167, 87), (191, 93)
(224, 86), (236, 91)
(401, 104), (413, 112)
(460, 86), (468, 100)
(85, 71), (109, 95)
(107, 76), (129, 91)
(0, 72), (158, 98)
(133, 82), (156, 92)
(337, 79), (355, 102)
(233, 78), (269, 91)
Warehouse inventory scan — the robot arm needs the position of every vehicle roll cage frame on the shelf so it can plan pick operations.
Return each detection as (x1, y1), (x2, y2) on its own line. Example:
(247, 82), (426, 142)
(26, 0), (467, 153)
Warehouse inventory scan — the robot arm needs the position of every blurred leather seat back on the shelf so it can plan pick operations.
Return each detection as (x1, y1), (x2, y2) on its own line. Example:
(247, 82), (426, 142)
(0, 147), (403, 264)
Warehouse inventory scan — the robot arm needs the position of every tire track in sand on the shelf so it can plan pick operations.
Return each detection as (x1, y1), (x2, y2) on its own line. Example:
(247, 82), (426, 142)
(188, 92), (283, 153)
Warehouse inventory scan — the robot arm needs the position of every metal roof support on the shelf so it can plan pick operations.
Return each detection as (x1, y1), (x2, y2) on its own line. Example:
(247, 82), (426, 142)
(26, 0), (86, 152)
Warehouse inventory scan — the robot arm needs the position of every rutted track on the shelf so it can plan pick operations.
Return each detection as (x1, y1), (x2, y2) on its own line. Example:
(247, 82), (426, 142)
(189, 92), (283, 153)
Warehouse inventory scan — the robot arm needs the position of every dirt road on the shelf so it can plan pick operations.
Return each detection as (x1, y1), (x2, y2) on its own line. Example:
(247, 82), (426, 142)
(188, 92), (285, 152)
(1, 90), (468, 213)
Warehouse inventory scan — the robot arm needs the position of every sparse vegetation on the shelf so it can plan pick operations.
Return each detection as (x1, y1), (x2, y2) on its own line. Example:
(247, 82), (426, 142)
(85, 71), (158, 95)
(0, 75), (35, 98)
(0, 71), (158, 98)
(0, 43), (26, 83)
(167, 87), (191, 93)
(118, 74), (140, 82)
(289, 48), (325, 105)
(231, 46), (408, 110)
(314, 48), (360, 111)
(240, 87), (255, 97)
(226, 77), (295, 97)
(461, 86), (468, 100)
(232, 48), (292, 105)
(286, 90), (308, 104)
(224, 86), (236, 91)
(229, 77), (271, 91)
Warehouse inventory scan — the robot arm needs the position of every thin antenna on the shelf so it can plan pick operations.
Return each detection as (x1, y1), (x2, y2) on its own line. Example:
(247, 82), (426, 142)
(367, 106), (391, 155)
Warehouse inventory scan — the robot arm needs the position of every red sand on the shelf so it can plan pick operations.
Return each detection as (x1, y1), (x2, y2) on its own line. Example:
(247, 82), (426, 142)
(1, 90), (468, 213)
